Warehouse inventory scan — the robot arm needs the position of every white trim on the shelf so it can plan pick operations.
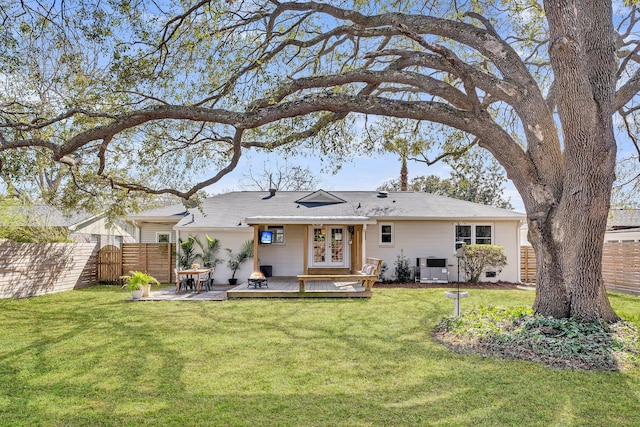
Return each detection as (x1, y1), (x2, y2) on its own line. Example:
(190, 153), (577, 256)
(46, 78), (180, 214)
(379, 223), (394, 246)
(455, 223), (494, 245)
(245, 215), (374, 225)
(266, 225), (286, 245)
(156, 231), (171, 243)
(308, 226), (349, 268)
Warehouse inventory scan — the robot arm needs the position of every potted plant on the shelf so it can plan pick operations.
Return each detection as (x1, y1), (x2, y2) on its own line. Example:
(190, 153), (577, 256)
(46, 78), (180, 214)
(198, 234), (224, 269)
(225, 239), (254, 285)
(121, 271), (160, 299)
(178, 235), (202, 269)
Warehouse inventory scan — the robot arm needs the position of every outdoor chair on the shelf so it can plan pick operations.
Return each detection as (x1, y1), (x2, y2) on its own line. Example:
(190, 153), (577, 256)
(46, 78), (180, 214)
(175, 269), (195, 293)
(207, 268), (215, 289)
(198, 270), (211, 292)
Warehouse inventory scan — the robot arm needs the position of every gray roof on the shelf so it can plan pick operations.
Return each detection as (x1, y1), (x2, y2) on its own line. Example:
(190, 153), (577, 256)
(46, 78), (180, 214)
(1, 204), (96, 228)
(128, 204), (188, 221)
(608, 209), (640, 228)
(159, 190), (525, 230)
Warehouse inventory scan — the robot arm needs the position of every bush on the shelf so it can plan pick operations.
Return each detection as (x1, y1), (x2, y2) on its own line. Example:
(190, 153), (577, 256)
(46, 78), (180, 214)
(460, 244), (507, 282)
(394, 250), (412, 283)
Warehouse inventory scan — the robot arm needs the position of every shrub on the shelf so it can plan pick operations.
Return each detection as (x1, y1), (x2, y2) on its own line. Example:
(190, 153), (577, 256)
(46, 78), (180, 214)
(435, 306), (639, 371)
(394, 250), (412, 283)
(460, 244), (507, 282)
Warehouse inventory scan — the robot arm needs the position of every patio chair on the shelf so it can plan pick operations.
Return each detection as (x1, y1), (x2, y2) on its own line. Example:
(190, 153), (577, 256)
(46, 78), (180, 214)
(198, 270), (211, 292)
(175, 269), (195, 293)
(207, 268), (215, 289)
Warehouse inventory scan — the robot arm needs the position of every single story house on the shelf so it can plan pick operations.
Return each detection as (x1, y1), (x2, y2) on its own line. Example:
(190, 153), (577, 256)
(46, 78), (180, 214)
(128, 190), (526, 283)
(521, 208), (640, 245)
(605, 209), (640, 242)
(2, 204), (136, 248)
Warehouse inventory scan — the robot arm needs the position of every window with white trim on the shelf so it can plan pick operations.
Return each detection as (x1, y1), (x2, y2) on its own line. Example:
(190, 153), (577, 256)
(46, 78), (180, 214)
(156, 232), (171, 243)
(380, 223), (394, 245)
(455, 225), (472, 245)
(267, 226), (285, 244)
(455, 225), (492, 245)
(475, 225), (492, 245)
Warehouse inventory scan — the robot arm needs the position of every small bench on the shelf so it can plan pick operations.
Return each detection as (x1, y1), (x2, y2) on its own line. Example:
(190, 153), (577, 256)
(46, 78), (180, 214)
(296, 257), (383, 292)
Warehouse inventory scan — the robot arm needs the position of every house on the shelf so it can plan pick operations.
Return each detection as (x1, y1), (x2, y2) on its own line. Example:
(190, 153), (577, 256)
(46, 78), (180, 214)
(605, 209), (640, 242)
(2, 204), (136, 248)
(521, 208), (640, 245)
(129, 190), (526, 283)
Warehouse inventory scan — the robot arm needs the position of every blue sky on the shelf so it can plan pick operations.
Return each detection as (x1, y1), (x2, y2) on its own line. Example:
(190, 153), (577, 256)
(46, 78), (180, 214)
(204, 149), (528, 213)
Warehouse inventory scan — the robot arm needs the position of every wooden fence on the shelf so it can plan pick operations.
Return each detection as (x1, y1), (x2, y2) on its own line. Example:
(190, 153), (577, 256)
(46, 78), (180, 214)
(520, 242), (640, 295)
(97, 245), (122, 284)
(520, 246), (536, 284)
(0, 240), (97, 298)
(602, 241), (640, 295)
(119, 243), (176, 284)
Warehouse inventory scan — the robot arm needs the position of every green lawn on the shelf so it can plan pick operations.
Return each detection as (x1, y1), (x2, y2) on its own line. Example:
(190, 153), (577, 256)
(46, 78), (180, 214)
(0, 287), (638, 426)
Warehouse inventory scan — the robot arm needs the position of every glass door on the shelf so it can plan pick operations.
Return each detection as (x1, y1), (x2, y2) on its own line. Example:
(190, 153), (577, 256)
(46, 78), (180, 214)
(310, 226), (347, 267)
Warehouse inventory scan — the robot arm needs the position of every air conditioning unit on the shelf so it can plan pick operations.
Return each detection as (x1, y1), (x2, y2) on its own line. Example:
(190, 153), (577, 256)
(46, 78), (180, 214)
(416, 257), (449, 283)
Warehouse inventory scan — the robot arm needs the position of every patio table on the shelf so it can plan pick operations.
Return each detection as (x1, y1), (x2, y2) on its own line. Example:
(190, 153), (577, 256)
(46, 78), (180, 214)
(176, 268), (210, 293)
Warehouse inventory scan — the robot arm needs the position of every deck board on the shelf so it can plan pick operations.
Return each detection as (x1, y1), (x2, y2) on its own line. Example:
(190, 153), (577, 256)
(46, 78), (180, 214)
(227, 277), (371, 298)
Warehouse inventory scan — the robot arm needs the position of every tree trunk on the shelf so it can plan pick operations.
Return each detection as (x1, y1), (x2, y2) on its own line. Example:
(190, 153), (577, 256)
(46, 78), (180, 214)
(527, 0), (620, 322)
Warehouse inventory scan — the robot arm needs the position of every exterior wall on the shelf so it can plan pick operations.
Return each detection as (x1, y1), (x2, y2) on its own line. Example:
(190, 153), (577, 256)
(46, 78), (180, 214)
(604, 229), (640, 242)
(253, 225), (305, 276)
(177, 229), (254, 284)
(139, 223), (176, 243)
(70, 217), (137, 248)
(175, 220), (521, 283)
(365, 220), (521, 283)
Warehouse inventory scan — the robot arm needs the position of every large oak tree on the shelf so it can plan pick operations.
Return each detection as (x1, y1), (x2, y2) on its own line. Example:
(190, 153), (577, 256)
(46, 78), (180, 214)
(2, 0), (640, 320)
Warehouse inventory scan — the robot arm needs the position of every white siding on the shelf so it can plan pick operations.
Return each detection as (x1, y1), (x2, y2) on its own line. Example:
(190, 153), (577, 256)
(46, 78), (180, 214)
(140, 223), (176, 243)
(365, 220), (521, 283)
(70, 217), (137, 247)
(254, 225), (305, 276)
(176, 229), (254, 283)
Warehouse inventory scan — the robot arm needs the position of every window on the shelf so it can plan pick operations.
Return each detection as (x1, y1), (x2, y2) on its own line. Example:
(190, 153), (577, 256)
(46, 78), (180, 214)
(156, 232), (170, 243)
(114, 236), (123, 248)
(455, 225), (472, 245)
(475, 226), (492, 245)
(455, 225), (492, 245)
(380, 223), (394, 245)
(267, 226), (285, 244)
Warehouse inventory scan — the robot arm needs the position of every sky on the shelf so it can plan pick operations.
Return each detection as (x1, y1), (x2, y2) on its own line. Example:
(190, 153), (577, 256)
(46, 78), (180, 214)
(203, 148), (528, 213)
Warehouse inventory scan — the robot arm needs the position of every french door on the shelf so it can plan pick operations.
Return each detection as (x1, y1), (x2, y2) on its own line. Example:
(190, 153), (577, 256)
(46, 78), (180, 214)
(310, 226), (347, 267)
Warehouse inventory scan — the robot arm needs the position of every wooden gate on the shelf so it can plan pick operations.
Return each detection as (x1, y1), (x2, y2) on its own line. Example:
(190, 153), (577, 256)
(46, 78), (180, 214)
(97, 245), (122, 284)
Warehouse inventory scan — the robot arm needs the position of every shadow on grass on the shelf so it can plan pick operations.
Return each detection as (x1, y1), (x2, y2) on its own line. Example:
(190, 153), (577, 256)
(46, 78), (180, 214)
(0, 287), (638, 426)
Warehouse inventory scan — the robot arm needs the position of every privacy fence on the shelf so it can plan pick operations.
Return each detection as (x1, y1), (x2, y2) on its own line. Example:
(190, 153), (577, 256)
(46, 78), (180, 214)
(520, 242), (640, 295)
(98, 243), (176, 284)
(0, 241), (176, 299)
(0, 240), (97, 298)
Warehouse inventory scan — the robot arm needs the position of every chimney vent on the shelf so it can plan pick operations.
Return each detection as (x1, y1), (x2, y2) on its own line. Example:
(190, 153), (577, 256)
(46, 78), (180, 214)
(269, 188), (276, 196)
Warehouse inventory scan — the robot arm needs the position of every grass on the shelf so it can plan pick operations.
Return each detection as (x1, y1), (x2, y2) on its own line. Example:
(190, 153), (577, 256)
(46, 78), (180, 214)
(0, 286), (638, 426)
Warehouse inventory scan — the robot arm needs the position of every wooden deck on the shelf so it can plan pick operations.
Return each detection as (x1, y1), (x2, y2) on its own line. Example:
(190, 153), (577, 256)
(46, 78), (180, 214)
(227, 276), (371, 299)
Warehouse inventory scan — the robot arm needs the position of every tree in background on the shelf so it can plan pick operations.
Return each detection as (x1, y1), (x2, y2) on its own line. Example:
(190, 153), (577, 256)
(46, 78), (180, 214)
(1, 2), (639, 321)
(240, 164), (320, 191)
(379, 148), (512, 209)
(611, 155), (640, 208)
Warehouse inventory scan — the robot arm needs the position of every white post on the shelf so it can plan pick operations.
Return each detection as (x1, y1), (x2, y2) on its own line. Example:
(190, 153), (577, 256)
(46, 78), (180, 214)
(444, 291), (470, 317)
